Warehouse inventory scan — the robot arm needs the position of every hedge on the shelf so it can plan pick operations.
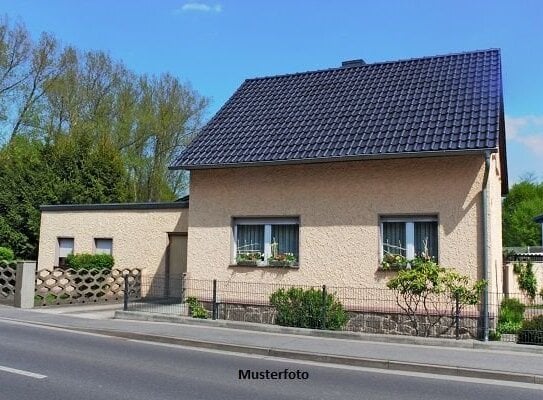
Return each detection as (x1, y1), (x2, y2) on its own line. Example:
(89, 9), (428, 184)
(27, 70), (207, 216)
(65, 253), (114, 271)
(0, 247), (15, 262)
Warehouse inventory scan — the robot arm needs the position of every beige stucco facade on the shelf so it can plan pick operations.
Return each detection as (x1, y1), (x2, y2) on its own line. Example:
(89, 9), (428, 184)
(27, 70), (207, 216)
(38, 206), (188, 279)
(186, 154), (504, 289)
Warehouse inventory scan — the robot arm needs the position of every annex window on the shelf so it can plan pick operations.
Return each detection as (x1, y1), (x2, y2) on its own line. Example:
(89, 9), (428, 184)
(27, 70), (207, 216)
(381, 216), (438, 260)
(57, 237), (74, 268)
(94, 238), (113, 256)
(234, 218), (299, 266)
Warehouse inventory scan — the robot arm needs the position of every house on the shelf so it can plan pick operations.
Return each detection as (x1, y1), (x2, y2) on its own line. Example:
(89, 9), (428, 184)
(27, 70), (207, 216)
(38, 49), (508, 295)
(171, 49), (508, 293)
(38, 201), (189, 279)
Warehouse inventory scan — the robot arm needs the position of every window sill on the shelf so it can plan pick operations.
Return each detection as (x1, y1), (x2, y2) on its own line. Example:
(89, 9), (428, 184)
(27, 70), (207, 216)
(229, 264), (299, 270)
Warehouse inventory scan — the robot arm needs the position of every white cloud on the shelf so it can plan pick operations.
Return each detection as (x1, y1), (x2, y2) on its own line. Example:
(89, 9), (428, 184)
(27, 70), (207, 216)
(505, 115), (543, 155)
(174, 3), (222, 14)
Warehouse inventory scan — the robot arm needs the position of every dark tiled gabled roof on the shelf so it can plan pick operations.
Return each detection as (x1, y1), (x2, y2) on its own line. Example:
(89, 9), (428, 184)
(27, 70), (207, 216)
(173, 49), (505, 172)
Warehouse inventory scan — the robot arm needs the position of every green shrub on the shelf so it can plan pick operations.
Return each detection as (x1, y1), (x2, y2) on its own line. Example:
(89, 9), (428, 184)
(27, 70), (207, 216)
(488, 330), (501, 341)
(186, 297), (208, 319)
(65, 253), (114, 271)
(269, 287), (348, 330)
(497, 298), (525, 334)
(497, 320), (523, 335)
(514, 261), (537, 301)
(517, 315), (543, 345)
(0, 247), (15, 261)
(499, 298), (525, 324)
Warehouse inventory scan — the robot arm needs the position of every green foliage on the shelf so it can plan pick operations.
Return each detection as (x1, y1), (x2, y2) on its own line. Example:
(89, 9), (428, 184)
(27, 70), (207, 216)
(236, 252), (261, 262)
(514, 261), (538, 301)
(502, 179), (543, 247)
(0, 135), (132, 259)
(498, 298), (525, 324)
(488, 330), (501, 341)
(0, 19), (208, 258)
(65, 253), (114, 271)
(497, 320), (523, 335)
(380, 253), (408, 269)
(269, 287), (348, 330)
(386, 258), (486, 303)
(517, 315), (543, 345)
(185, 297), (208, 319)
(386, 258), (486, 336)
(0, 247), (14, 261)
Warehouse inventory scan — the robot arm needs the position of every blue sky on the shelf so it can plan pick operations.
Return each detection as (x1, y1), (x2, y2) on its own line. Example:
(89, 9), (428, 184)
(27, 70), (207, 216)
(2, 0), (542, 183)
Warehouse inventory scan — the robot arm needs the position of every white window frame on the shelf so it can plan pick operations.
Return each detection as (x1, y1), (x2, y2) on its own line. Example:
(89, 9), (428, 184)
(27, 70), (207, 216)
(380, 216), (438, 261)
(233, 217), (299, 263)
(56, 237), (74, 268)
(94, 238), (113, 256)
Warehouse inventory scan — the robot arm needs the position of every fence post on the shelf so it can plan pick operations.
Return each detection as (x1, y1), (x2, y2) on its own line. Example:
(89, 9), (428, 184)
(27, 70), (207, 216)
(212, 279), (217, 320)
(321, 285), (327, 330)
(123, 275), (129, 311)
(181, 273), (186, 303)
(455, 292), (460, 340)
(14, 261), (36, 309)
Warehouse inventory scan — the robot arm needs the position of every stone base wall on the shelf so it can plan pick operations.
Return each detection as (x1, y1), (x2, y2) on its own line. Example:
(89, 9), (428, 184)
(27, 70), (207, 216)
(345, 311), (479, 339)
(202, 302), (481, 339)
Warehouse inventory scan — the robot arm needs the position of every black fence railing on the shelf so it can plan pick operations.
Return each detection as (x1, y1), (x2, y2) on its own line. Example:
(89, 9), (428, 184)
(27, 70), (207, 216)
(123, 275), (543, 345)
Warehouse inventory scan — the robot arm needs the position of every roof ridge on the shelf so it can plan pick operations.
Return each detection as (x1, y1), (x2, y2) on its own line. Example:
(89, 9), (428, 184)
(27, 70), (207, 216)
(245, 48), (501, 82)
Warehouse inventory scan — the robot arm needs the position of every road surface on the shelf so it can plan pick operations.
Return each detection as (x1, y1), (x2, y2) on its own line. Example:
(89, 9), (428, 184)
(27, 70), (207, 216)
(0, 318), (541, 400)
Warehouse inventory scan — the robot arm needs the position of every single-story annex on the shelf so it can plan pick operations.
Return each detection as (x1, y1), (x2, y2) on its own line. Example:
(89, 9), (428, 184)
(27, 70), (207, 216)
(38, 49), (508, 294)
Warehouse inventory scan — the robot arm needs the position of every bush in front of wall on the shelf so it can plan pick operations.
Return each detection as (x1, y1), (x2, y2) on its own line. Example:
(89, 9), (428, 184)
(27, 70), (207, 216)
(65, 253), (114, 271)
(517, 315), (543, 345)
(497, 298), (525, 334)
(186, 296), (208, 319)
(0, 247), (15, 261)
(269, 287), (348, 330)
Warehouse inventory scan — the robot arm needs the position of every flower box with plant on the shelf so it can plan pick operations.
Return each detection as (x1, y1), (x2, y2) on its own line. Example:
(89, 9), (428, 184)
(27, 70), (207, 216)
(380, 252), (408, 270)
(236, 252), (263, 266)
(268, 252), (297, 267)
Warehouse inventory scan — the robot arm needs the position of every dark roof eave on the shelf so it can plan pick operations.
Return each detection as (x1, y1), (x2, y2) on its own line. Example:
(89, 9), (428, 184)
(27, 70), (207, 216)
(40, 202), (189, 212)
(534, 214), (543, 224)
(170, 148), (498, 171)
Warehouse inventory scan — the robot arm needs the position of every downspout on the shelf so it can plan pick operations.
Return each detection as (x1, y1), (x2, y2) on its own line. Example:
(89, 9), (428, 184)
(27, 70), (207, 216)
(482, 151), (491, 341)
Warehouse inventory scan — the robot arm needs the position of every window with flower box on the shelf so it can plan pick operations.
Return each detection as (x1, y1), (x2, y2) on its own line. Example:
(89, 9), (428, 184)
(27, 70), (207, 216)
(233, 218), (299, 267)
(380, 216), (438, 268)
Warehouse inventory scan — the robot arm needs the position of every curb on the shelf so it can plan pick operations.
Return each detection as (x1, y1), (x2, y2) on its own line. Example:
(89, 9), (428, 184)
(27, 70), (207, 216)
(3, 314), (543, 385)
(114, 310), (543, 355)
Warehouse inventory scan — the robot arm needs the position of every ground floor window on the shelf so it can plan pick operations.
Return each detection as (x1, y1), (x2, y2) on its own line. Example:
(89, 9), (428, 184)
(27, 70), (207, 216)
(381, 216), (438, 261)
(57, 237), (74, 268)
(234, 218), (299, 266)
(94, 238), (113, 255)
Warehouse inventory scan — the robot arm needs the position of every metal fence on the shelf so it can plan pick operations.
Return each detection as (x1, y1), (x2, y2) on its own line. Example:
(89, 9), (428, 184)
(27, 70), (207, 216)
(504, 246), (543, 254)
(123, 275), (543, 345)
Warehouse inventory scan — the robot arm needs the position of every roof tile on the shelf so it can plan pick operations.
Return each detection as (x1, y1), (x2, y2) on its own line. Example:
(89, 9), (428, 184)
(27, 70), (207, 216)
(173, 49), (503, 169)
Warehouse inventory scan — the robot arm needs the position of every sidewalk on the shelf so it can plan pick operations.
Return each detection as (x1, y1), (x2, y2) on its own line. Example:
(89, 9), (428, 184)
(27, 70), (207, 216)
(1, 305), (543, 384)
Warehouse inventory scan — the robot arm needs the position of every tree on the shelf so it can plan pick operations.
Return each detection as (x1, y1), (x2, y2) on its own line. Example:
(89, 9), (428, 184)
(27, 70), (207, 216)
(386, 258), (486, 337)
(0, 134), (132, 259)
(502, 178), (543, 247)
(0, 18), (208, 257)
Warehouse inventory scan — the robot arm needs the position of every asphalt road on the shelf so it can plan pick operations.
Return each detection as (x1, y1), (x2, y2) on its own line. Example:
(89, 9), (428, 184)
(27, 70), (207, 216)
(0, 318), (541, 400)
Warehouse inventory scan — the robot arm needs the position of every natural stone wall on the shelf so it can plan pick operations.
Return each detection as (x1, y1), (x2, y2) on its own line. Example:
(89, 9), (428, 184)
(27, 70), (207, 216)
(344, 311), (479, 339)
(203, 301), (480, 339)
